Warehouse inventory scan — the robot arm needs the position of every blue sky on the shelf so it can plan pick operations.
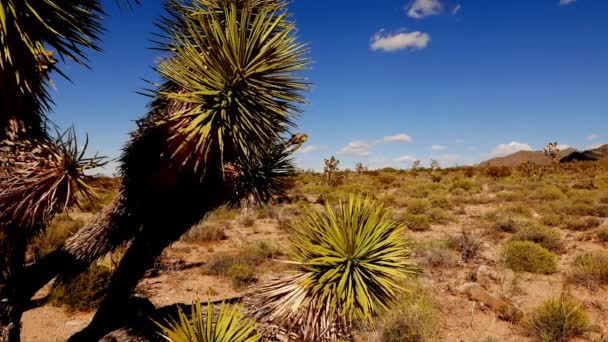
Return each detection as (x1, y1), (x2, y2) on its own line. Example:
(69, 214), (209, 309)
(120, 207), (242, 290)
(50, 0), (608, 173)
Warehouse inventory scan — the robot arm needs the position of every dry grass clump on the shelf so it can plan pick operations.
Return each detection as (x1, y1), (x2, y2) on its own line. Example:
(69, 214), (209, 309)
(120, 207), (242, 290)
(238, 213), (257, 227)
(449, 179), (478, 193)
(526, 296), (589, 342)
(49, 265), (112, 311)
(486, 211), (531, 233)
(30, 214), (85, 261)
(496, 191), (525, 203)
(203, 241), (282, 288)
(562, 216), (601, 231)
(182, 220), (227, 242)
(415, 240), (459, 268)
(530, 186), (565, 201)
(380, 281), (440, 342)
(510, 224), (561, 251)
(568, 251), (608, 290)
(399, 213), (431, 231)
(502, 241), (557, 274)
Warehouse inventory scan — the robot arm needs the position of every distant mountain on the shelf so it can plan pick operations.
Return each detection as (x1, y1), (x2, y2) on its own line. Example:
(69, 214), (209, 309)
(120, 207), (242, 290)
(560, 144), (608, 162)
(480, 147), (578, 167)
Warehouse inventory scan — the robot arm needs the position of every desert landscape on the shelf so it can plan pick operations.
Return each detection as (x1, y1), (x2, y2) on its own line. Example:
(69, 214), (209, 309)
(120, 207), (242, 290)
(16, 150), (608, 341)
(2, 0), (607, 341)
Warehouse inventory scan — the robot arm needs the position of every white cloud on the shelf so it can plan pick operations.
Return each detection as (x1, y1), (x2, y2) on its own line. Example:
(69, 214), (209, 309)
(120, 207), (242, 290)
(587, 144), (602, 150)
(297, 144), (328, 154)
(587, 133), (599, 141)
(452, 3), (461, 14)
(393, 155), (417, 163)
(340, 140), (373, 156)
(467, 146), (477, 151)
(370, 30), (430, 52)
(559, 0), (576, 5)
(383, 133), (413, 143)
(437, 154), (460, 163)
(431, 144), (447, 151)
(455, 138), (465, 144)
(408, 0), (443, 18)
(490, 141), (533, 156)
(556, 144), (571, 150)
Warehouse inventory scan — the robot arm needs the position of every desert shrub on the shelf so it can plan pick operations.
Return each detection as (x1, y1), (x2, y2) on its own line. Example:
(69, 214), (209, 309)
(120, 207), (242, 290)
(597, 228), (608, 242)
(449, 179), (476, 193)
(380, 281), (440, 342)
(502, 241), (557, 274)
(530, 186), (565, 201)
(503, 203), (533, 217)
(182, 221), (227, 242)
(539, 213), (563, 227)
(209, 207), (239, 221)
(568, 251), (608, 289)
(430, 173), (442, 183)
(400, 213), (431, 231)
(489, 213), (531, 233)
(464, 193), (493, 205)
(49, 265), (112, 311)
(599, 195), (608, 205)
(427, 208), (455, 225)
(203, 241), (281, 288)
(448, 230), (483, 262)
(510, 225), (561, 251)
(417, 241), (459, 268)
(593, 203), (608, 217)
(496, 191), (524, 203)
(562, 216), (600, 231)
(30, 214), (85, 260)
(429, 195), (451, 210)
(485, 166), (511, 179)
(405, 199), (431, 215)
(562, 202), (595, 217)
(526, 296), (589, 342)
(463, 166), (475, 178)
(239, 214), (256, 227)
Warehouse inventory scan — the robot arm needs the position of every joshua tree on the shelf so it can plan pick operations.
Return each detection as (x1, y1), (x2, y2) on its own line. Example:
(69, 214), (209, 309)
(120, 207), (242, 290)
(430, 159), (440, 171)
(11, 1), (309, 340)
(355, 161), (367, 173)
(0, 1), (125, 339)
(520, 160), (537, 178)
(411, 160), (422, 171)
(323, 155), (339, 183)
(543, 142), (560, 172)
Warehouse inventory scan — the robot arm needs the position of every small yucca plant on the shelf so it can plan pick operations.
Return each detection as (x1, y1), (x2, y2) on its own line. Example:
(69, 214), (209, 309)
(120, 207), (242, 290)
(0, 127), (106, 231)
(156, 299), (260, 342)
(253, 195), (416, 341)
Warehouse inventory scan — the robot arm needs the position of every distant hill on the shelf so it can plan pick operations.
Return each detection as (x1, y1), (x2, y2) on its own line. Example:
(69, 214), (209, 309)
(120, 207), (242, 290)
(560, 144), (608, 162)
(481, 145), (608, 167)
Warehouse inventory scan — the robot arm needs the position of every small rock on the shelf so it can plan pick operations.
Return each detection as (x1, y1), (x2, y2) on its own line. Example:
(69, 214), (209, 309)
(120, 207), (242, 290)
(456, 282), (508, 310)
(474, 265), (500, 289)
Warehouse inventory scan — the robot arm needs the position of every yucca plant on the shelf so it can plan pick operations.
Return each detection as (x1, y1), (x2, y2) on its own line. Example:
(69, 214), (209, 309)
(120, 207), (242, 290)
(252, 196), (416, 341)
(8, 1), (310, 340)
(156, 300), (260, 342)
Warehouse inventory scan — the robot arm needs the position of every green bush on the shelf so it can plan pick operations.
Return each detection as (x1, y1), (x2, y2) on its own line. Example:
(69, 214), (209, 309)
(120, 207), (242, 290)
(490, 214), (530, 233)
(502, 241), (557, 274)
(400, 213), (431, 231)
(427, 208), (455, 225)
(49, 265), (112, 311)
(496, 191), (524, 203)
(381, 281), (440, 342)
(510, 225), (561, 251)
(568, 251), (608, 290)
(526, 296), (589, 342)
